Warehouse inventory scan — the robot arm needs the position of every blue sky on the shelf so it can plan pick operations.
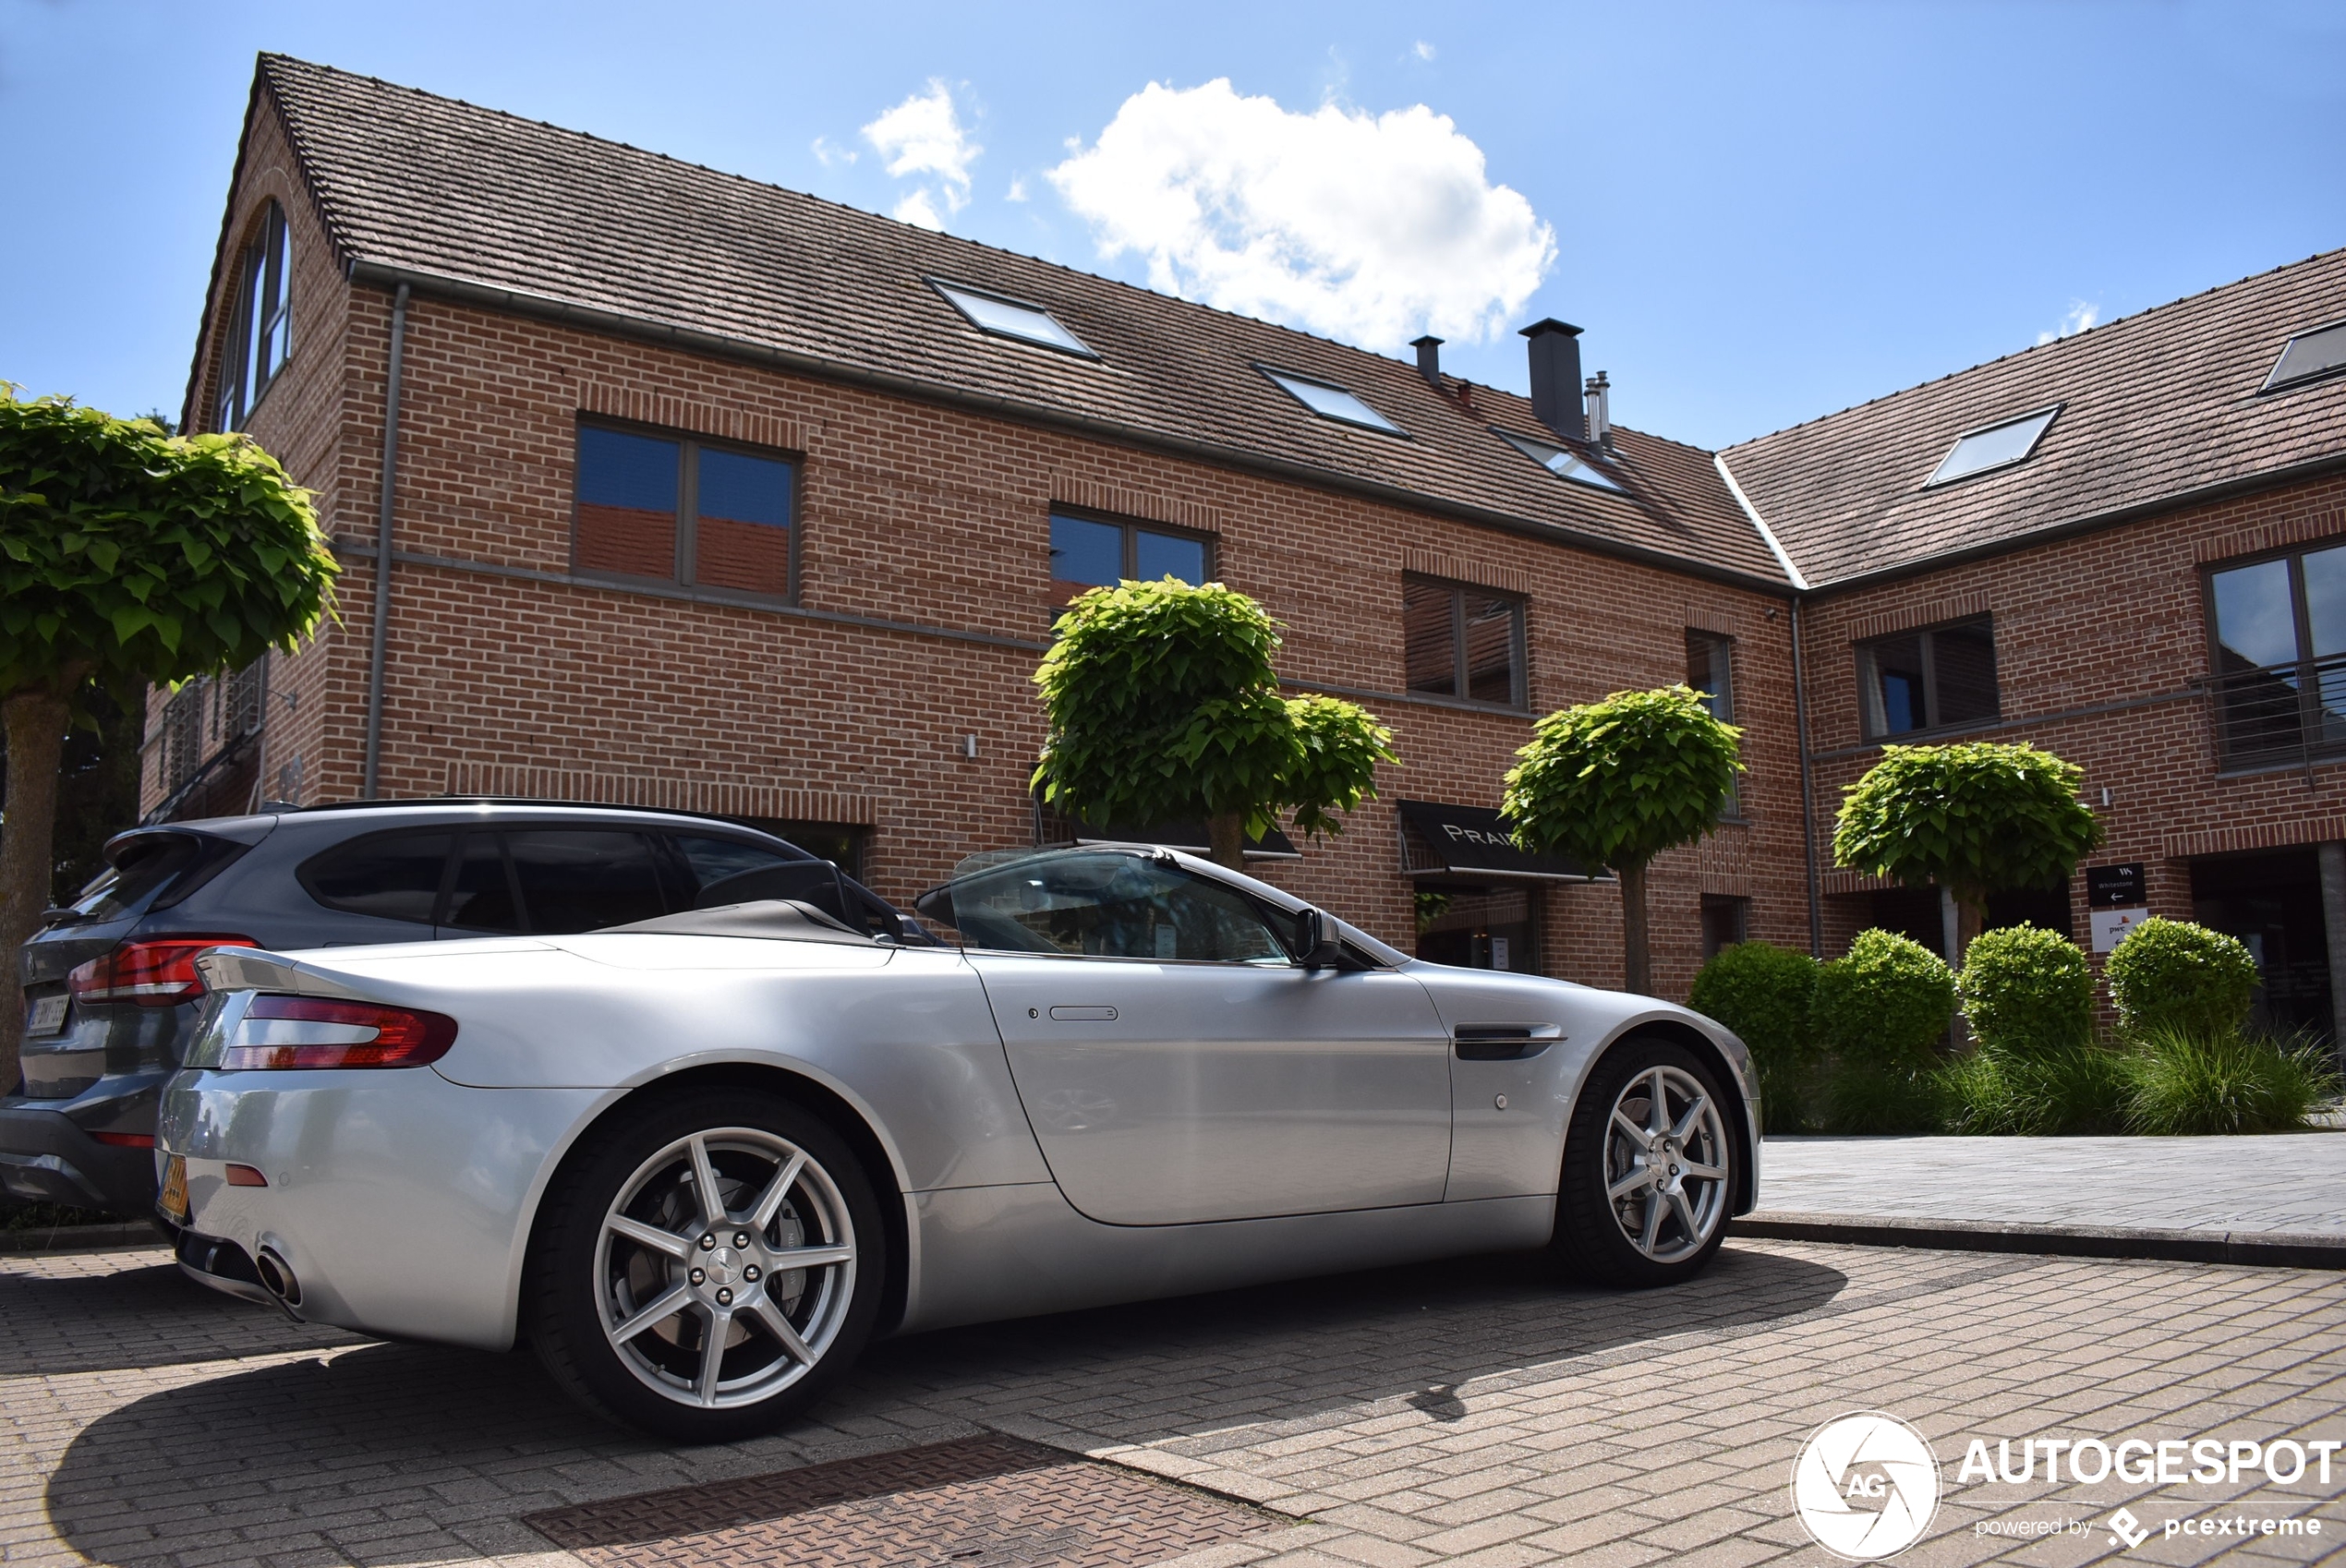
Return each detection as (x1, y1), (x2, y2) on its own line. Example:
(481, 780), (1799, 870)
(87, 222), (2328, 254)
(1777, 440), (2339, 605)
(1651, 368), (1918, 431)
(2, 0), (2340, 451)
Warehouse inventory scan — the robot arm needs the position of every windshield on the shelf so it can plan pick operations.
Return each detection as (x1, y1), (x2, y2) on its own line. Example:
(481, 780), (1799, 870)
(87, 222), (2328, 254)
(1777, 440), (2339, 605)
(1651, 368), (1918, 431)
(919, 849), (1300, 963)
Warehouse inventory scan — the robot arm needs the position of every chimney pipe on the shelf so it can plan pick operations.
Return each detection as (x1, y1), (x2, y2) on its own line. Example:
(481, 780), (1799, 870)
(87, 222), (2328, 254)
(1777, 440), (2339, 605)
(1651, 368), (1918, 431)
(1584, 370), (1612, 446)
(1410, 334), (1444, 388)
(1519, 319), (1585, 441)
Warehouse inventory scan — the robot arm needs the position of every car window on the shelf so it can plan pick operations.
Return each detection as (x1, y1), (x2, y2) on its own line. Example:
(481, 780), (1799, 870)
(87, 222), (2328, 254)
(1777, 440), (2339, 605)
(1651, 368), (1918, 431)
(669, 834), (807, 900)
(442, 832), (523, 934)
(506, 829), (671, 934)
(302, 831), (453, 924)
(67, 836), (199, 923)
(946, 851), (1290, 963)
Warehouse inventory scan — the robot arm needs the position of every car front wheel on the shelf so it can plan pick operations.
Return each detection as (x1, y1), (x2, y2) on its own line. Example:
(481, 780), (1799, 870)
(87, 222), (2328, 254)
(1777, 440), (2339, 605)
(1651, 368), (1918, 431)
(1553, 1037), (1737, 1287)
(526, 1090), (883, 1441)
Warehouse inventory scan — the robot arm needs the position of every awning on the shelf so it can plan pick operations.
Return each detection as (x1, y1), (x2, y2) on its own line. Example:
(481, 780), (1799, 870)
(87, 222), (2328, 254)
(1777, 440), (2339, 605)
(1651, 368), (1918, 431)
(1396, 800), (1602, 882)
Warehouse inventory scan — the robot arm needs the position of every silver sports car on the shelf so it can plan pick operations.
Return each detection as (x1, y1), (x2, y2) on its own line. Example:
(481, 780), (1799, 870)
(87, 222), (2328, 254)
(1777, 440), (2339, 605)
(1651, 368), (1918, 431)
(160, 844), (1758, 1441)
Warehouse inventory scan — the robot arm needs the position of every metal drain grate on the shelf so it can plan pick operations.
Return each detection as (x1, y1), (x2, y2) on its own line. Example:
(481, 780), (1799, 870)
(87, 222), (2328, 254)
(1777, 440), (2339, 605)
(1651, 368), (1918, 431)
(523, 1434), (1280, 1567)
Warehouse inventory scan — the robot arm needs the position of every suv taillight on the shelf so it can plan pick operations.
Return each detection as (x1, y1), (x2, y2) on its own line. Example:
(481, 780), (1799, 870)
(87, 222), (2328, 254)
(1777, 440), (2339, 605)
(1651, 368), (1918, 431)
(219, 995), (458, 1070)
(69, 936), (259, 1006)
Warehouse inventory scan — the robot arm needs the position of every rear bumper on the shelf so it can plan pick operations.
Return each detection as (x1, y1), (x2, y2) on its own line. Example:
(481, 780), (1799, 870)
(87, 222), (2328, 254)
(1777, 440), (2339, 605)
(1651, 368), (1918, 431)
(0, 1094), (160, 1214)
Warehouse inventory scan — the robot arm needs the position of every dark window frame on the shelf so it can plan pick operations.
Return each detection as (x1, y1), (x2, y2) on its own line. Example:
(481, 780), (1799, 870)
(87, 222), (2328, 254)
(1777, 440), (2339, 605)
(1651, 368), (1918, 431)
(571, 417), (804, 604)
(2259, 317), (2346, 394)
(2202, 539), (2346, 770)
(212, 200), (292, 433)
(1048, 509), (1217, 598)
(1920, 403), (2062, 490)
(1402, 575), (1530, 712)
(1687, 630), (1742, 820)
(927, 277), (1101, 359)
(1854, 615), (2001, 741)
(1254, 364), (1409, 438)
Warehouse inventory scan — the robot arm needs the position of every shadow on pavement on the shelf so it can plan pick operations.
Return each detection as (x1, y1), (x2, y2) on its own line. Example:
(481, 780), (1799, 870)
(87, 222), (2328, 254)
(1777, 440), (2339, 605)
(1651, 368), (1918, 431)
(0, 1256), (356, 1376)
(43, 1244), (1845, 1566)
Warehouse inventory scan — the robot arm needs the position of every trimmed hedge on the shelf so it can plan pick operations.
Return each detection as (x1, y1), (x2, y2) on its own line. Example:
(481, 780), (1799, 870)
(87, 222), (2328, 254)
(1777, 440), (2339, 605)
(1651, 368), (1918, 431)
(2104, 917), (2259, 1040)
(1811, 929), (1956, 1068)
(1688, 941), (1820, 1131)
(1958, 924), (2092, 1060)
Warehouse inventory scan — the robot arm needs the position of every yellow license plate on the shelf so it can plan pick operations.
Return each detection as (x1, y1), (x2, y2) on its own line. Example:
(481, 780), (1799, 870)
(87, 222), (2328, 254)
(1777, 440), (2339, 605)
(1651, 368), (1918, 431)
(159, 1154), (188, 1225)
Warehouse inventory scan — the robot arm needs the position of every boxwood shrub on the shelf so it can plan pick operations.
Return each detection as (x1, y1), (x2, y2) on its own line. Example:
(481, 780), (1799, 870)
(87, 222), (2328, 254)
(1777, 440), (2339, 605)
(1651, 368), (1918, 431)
(1688, 940), (1820, 1130)
(2103, 917), (2259, 1040)
(1957, 924), (2092, 1060)
(1811, 928), (1956, 1068)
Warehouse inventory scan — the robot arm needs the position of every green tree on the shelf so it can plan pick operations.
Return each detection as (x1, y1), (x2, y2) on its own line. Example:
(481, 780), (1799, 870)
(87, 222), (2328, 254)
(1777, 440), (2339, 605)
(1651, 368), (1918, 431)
(1033, 579), (1395, 871)
(1501, 684), (1741, 995)
(0, 391), (337, 1080)
(1832, 742), (2102, 959)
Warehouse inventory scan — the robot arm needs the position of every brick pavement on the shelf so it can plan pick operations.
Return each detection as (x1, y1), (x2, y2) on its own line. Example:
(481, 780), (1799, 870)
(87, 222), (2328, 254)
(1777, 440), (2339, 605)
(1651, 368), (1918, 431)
(1759, 1135), (2346, 1236)
(4, 1238), (2341, 1567)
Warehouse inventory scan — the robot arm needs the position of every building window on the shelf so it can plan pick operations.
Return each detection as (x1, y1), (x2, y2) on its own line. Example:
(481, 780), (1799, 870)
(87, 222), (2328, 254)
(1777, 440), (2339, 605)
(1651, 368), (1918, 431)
(1049, 513), (1210, 607)
(1687, 631), (1738, 815)
(1496, 428), (1625, 492)
(1260, 368), (1404, 434)
(931, 280), (1098, 357)
(213, 201), (292, 432)
(1856, 618), (1999, 739)
(2262, 320), (2346, 392)
(1403, 578), (1526, 708)
(2207, 542), (2346, 767)
(574, 424), (796, 598)
(1700, 895), (1748, 959)
(1924, 405), (2060, 488)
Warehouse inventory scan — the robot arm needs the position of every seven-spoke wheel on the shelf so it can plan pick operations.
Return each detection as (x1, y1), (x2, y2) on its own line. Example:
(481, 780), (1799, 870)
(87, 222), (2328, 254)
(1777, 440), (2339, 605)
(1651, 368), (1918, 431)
(1554, 1037), (1739, 1285)
(528, 1092), (882, 1441)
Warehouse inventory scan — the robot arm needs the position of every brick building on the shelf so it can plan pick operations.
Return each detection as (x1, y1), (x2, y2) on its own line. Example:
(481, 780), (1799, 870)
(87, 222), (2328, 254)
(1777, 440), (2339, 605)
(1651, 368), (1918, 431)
(152, 55), (2346, 1019)
(1720, 251), (2346, 1033)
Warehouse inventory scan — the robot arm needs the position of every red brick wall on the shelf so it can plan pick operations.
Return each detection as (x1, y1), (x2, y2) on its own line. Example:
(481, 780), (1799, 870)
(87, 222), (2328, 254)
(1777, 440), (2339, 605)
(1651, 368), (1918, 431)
(1803, 471), (2346, 966)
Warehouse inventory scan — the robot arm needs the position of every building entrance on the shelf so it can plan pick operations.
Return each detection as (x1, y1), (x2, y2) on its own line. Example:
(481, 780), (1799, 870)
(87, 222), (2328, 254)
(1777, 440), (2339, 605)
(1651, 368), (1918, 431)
(2189, 849), (2335, 1043)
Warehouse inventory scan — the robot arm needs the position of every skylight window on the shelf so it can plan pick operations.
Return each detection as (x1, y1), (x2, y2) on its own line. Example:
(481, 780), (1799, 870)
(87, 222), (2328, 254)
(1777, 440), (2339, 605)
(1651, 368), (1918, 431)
(1924, 404), (2061, 487)
(2263, 320), (2346, 392)
(1261, 369), (1403, 434)
(931, 281), (1096, 357)
(1496, 428), (1624, 492)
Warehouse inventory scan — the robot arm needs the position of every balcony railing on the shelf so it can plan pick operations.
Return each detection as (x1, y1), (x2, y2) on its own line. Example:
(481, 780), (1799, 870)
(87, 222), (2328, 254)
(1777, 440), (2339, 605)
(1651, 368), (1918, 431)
(147, 659), (268, 821)
(2208, 653), (2346, 771)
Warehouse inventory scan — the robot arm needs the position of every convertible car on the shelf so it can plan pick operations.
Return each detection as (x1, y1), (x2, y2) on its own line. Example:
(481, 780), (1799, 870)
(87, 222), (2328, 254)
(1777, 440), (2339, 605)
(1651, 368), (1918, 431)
(160, 844), (1758, 1441)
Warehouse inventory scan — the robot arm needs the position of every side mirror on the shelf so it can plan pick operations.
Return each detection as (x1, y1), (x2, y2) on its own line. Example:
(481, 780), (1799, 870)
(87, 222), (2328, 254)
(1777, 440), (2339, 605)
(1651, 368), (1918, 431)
(1297, 909), (1345, 970)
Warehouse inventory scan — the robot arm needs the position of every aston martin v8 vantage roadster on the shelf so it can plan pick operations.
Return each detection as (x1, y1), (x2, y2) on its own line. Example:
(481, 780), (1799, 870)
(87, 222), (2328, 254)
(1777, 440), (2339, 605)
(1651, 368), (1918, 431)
(160, 844), (1758, 1441)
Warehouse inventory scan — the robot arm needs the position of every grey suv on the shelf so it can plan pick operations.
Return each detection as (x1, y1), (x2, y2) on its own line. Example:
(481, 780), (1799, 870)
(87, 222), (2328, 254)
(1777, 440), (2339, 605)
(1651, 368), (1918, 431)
(5, 801), (921, 1224)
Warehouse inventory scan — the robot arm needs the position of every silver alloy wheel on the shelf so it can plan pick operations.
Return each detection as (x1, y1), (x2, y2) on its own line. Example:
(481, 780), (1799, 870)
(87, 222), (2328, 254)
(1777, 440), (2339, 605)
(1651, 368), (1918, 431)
(1601, 1063), (1730, 1263)
(593, 1127), (857, 1409)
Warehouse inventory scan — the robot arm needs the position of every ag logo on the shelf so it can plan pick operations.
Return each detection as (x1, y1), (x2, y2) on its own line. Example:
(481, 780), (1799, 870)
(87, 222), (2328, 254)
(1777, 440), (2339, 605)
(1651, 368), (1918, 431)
(1790, 1412), (1941, 1561)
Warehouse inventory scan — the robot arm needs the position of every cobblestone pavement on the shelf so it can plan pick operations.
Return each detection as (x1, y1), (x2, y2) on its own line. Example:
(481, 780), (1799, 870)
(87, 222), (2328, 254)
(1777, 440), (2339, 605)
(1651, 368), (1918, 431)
(1760, 1135), (2346, 1236)
(5, 1237), (2342, 1567)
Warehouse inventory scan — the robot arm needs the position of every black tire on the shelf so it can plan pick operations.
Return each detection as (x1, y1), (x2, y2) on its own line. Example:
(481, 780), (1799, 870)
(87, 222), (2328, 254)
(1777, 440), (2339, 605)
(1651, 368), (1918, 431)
(526, 1089), (885, 1441)
(1553, 1036), (1738, 1287)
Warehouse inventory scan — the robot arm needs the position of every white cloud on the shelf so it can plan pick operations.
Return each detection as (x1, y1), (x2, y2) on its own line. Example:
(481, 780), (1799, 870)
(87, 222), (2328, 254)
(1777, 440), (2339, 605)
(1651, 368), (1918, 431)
(2038, 300), (2098, 345)
(810, 135), (857, 168)
(862, 78), (980, 223)
(1007, 175), (1029, 202)
(1047, 79), (1553, 349)
(892, 188), (949, 231)
(1412, 40), (1436, 60)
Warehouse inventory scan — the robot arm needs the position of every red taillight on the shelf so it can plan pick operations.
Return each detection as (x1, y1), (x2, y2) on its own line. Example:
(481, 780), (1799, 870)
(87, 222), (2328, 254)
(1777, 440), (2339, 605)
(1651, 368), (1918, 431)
(69, 936), (259, 1006)
(218, 995), (458, 1070)
(91, 1132), (156, 1149)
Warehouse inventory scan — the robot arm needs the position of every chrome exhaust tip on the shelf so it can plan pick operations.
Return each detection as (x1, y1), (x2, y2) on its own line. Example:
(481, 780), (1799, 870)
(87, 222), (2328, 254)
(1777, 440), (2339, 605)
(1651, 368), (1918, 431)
(254, 1247), (301, 1308)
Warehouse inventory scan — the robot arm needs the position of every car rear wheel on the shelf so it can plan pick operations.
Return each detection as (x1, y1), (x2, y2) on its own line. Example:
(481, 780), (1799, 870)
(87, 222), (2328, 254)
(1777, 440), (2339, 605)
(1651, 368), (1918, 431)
(526, 1090), (883, 1441)
(1552, 1037), (1736, 1287)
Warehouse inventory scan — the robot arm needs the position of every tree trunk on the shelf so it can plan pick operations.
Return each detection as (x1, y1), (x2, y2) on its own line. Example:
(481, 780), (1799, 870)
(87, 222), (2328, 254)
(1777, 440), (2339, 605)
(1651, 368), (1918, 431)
(1205, 811), (1249, 872)
(0, 685), (74, 1092)
(1954, 893), (1987, 962)
(1619, 860), (1652, 995)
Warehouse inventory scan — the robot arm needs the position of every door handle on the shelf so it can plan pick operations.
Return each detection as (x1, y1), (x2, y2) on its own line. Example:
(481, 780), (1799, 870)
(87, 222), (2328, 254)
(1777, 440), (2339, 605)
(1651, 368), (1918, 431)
(1048, 1006), (1118, 1021)
(1452, 1024), (1561, 1060)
